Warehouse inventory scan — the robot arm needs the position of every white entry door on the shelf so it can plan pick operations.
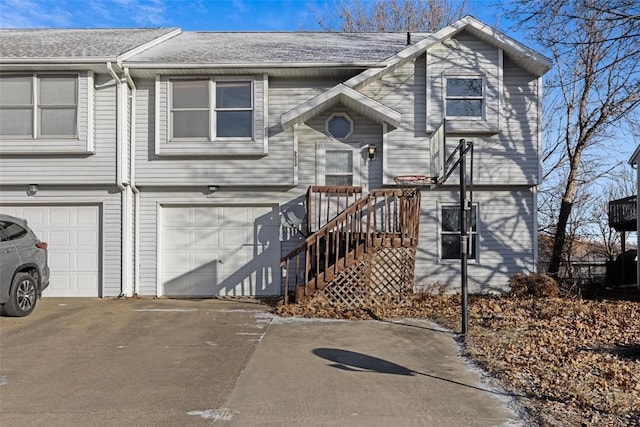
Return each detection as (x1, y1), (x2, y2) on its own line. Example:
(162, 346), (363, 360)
(1, 206), (101, 297)
(161, 205), (280, 297)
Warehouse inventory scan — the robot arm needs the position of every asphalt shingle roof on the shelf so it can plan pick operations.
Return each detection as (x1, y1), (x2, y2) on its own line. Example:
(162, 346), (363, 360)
(0, 28), (178, 59)
(125, 32), (431, 64)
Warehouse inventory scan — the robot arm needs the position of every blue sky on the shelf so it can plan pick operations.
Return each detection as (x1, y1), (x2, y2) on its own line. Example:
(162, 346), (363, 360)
(0, 0), (512, 34)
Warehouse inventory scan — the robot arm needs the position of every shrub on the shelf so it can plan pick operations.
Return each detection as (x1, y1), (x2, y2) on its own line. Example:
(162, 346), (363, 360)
(508, 273), (559, 297)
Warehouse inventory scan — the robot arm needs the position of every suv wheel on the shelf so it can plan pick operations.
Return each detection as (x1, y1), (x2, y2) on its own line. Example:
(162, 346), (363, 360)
(4, 273), (38, 317)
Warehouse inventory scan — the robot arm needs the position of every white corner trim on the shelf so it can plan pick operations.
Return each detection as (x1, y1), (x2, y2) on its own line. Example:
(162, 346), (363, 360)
(154, 75), (161, 156)
(87, 71), (95, 153)
(263, 74), (269, 154)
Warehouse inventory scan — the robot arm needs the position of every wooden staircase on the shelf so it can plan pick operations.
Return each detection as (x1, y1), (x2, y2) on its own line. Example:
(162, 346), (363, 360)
(281, 186), (421, 304)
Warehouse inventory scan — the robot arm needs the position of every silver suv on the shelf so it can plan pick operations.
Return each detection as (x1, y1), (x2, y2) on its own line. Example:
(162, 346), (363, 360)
(0, 214), (50, 316)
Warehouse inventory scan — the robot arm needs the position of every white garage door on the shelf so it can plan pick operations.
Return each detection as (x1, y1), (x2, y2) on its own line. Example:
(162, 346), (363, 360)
(161, 205), (280, 297)
(1, 206), (100, 297)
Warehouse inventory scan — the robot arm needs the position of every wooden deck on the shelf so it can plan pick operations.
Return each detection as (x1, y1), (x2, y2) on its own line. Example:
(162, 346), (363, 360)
(281, 187), (421, 304)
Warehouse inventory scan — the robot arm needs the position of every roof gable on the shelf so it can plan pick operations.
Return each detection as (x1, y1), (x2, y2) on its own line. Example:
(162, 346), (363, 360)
(281, 84), (401, 129)
(345, 15), (552, 90)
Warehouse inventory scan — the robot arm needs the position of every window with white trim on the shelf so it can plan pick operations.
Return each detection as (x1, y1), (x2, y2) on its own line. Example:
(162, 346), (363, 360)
(441, 204), (478, 260)
(325, 149), (354, 186)
(0, 74), (78, 139)
(170, 79), (253, 140)
(445, 77), (484, 118)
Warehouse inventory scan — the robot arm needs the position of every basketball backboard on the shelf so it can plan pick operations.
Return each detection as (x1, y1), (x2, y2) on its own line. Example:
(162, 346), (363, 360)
(430, 119), (446, 184)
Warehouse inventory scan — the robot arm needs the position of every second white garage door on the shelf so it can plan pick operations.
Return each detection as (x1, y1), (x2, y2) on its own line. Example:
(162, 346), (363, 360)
(161, 205), (280, 297)
(0, 205), (101, 297)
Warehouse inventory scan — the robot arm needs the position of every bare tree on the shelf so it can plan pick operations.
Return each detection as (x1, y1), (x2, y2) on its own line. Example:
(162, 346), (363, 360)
(311, 0), (469, 32)
(510, 0), (640, 278)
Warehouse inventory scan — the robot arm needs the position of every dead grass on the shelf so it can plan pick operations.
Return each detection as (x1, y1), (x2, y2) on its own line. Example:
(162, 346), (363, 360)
(276, 288), (640, 426)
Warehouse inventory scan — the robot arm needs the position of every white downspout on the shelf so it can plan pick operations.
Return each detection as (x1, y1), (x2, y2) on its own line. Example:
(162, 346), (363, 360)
(124, 67), (140, 296)
(107, 62), (131, 297)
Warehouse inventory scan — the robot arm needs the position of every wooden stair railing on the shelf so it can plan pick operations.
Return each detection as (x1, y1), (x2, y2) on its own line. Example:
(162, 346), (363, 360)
(281, 188), (421, 303)
(306, 185), (363, 234)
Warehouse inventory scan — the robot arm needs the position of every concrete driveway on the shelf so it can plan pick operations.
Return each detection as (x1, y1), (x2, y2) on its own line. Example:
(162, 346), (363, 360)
(0, 298), (271, 427)
(1, 298), (523, 426)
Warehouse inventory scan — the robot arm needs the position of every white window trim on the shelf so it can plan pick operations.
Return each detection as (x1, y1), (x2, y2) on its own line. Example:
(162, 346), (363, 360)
(213, 78), (254, 141)
(168, 78), (210, 141)
(325, 112), (354, 139)
(168, 77), (254, 142)
(443, 75), (485, 121)
(437, 202), (480, 263)
(0, 72), (92, 154)
(316, 140), (362, 186)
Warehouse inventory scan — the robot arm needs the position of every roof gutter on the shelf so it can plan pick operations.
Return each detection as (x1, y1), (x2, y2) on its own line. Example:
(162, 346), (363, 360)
(121, 62), (388, 69)
(0, 57), (118, 64)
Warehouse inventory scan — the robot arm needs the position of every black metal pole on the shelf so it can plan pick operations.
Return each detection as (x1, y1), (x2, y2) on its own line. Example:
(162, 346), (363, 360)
(459, 139), (468, 336)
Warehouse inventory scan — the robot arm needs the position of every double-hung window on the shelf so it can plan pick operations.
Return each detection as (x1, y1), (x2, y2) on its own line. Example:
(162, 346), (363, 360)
(441, 204), (478, 260)
(324, 149), (355, 186)
(0, 74), (78, 139)
(170, 79), (253, 140)
(445, 77), (484, 119)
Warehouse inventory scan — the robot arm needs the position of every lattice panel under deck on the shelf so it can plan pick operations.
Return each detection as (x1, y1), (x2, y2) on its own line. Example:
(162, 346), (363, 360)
(369, 247), (415, 303)
(317, 247), (415, 307)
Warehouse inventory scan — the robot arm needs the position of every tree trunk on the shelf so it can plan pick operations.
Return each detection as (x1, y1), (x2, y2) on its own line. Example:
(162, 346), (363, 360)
(548, 150), (583, 279)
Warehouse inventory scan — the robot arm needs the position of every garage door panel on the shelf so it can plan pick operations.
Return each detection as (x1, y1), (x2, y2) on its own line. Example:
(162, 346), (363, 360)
(194, 208), (221, 226)
(77, 208), (98, 225)
(194, 252), (219, 267)
(50, 231), (70, 246)
(0, 205), (100, 297)
(162, 205), (279, 297)
(77, 252), (98, 269)
(222, 228), (251, 248)
(164, 228), (192, 248)
(49, 252), (71, 269)
(194, 229), (220, 247)
(76, 274), (98, 291)
(76, 230), (98, 248)
(50, 208), (71, 225)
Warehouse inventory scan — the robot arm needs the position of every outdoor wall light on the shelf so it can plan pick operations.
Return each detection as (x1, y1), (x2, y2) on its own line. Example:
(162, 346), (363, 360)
(27, 184), (39, 196)
(368, 144), (377, 161)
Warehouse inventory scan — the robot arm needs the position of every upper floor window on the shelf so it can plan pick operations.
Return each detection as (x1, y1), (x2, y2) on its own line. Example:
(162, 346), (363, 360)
(0, 74), (78, 139)
(441, 204), (478, 260)
(326, 113), (353, 139)
(170, 79), (253, 140)
(445, 77), (483, 118)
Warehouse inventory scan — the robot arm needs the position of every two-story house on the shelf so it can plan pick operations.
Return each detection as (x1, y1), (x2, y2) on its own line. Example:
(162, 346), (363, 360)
(0, 16), (551, 300)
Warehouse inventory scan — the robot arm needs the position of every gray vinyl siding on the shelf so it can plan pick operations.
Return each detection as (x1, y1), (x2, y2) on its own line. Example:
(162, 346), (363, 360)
(0, 187), (122, 297)
(440, 58), (540, 186)
(296, 108), (382, 191)
(0, 73), (117, 184)
(134, 77), (293, 186)
(415, 187), (536, 293)
(359, 31), (540, 187)
(360, 55), (429, 184)
(426, 32), (501, 133)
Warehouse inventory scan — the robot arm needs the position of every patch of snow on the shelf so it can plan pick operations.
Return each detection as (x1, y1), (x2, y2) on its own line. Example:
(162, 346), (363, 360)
(187, 408), (234, 420)
(269, 316), (350, 324)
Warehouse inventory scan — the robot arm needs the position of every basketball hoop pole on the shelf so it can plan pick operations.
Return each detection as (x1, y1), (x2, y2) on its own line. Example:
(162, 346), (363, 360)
(459, 139), (471, 337)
